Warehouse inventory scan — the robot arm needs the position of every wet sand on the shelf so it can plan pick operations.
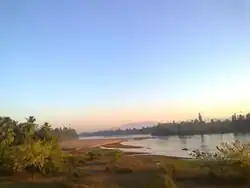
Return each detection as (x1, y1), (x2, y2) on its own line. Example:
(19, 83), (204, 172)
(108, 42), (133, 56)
(104, 142), (143, 149)
(60, 138), (124, 150)
(59, 138), (191, 159)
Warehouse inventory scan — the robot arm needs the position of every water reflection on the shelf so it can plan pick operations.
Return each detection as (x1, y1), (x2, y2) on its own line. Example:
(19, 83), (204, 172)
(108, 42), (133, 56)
(234, 133), (249, 143)
(119, 133), (250, 158)
(81, 133), (250, 158)
(178, 135), (187, 148)
(200, 134), (207, 151)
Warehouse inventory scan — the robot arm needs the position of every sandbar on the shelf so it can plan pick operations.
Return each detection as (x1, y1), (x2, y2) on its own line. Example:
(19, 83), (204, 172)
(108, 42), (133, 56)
(60, 138), (124, 150)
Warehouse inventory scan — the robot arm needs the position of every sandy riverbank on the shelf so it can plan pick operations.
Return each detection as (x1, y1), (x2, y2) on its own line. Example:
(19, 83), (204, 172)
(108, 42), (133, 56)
(104, 142), (143, 149)
(60, 138), (191, 159)
(60, 138), (124, 150)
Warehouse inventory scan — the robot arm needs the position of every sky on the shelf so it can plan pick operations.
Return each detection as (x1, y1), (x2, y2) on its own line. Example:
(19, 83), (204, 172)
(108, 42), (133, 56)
(1, 0), (250, 131)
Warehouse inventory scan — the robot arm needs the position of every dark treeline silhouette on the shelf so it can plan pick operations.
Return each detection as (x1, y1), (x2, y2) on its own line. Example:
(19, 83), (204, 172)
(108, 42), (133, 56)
(0, 116), (78, 143)
(80, 113), (250, 137)
(80, 127), (153, 137)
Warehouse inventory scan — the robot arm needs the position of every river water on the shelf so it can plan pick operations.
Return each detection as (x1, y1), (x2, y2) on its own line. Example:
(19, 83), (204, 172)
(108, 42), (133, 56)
(80, 133), (250, 158)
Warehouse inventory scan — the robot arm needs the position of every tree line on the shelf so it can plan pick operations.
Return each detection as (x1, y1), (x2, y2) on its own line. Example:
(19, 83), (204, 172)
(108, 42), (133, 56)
(80, 112), (250, 137)
(0, 115), (80, 179)
(0, 116), (78, 143)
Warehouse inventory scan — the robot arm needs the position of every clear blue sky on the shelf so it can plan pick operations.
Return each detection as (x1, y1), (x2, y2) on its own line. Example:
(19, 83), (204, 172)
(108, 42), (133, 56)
(1, 0), (250, 131)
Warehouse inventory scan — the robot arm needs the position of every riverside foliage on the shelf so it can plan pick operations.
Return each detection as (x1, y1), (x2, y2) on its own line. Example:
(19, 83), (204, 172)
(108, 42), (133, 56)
(190, 140), (250, 184)
(0, 116), (78, 176)
(80, 113), (250, 137)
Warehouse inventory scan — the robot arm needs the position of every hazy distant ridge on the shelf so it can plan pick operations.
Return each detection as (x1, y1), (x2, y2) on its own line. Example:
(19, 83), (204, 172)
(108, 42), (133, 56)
(120, 121), (157, 130)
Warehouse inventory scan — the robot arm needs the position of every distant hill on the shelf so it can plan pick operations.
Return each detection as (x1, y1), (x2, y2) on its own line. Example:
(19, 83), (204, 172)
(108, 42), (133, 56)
(120, 121), (157, 130)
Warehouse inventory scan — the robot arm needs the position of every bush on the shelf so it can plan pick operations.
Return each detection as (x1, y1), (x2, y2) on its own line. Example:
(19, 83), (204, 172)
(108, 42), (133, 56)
(86, 151), (101, 161)
(0, 116), (80, 178)
(107, 149), (122, 165)
(0, 128), (15, 172)
(190, 140), (250, 182)
(114, 150), (122, 162)
(63, 155), (83, 177)
(8, 132), (67, 176)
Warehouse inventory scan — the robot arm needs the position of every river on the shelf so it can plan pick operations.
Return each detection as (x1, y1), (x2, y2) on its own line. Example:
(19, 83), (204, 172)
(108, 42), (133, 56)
(80, 133), (250, 158)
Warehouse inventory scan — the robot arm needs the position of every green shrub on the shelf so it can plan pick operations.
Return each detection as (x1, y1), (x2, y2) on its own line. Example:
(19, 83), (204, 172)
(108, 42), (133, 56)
(0, 128), (15, 172)
(0, 117), (80, 178)
(114, 150), (122, 162)
(190, 140), (250, 182)
(108, 149), (122, 165)
(9, 131), (66, 175)
(86, 150), (101, 161)
(63, 155), (82, 177)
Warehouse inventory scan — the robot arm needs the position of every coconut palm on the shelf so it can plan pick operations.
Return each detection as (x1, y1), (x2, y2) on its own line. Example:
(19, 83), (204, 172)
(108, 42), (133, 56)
(25, 116), (36, 123)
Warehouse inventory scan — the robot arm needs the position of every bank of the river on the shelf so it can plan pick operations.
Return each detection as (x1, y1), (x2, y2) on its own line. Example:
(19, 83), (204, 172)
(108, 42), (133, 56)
(3, 139), (248, 188)
(60, 138), (124, 150)
(104, 142), (143, 149)
(62, 132), (250, 159)
(91, 133), (250, 159)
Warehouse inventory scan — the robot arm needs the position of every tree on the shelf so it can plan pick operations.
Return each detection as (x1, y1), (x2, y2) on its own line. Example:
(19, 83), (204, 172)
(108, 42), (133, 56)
(232, 113), (237, 121)
(0, 115), (79, 176)
(194, 119), (199, 124)
(26, 116), (36, 123)
(238, 115), (245, 121)
(198, 113), (203, 123)
(246, 113), (250, 121)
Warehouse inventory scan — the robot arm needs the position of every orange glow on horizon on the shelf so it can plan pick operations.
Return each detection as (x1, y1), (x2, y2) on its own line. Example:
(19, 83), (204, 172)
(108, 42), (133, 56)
(43, 98), (250, 131)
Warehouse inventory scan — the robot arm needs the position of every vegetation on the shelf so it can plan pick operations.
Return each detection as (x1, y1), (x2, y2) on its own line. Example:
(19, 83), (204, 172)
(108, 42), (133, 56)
(58, 146), (250, 188)
(0, 116), (80, 187)
(0, 115), (178, 188)
(80, 112), (250, 137)
(86, 150), (102, 161)
(2, 115), (250, 187)
(0, 116), (78, 142)
(190, 140), (250, 184)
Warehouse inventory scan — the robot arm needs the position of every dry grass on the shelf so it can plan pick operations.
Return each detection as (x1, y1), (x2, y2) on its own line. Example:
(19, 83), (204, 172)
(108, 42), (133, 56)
(0, 147), (248, 188)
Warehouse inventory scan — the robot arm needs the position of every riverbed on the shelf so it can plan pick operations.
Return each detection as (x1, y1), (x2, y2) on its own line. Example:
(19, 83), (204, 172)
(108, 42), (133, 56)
(81, 133), (250, 158)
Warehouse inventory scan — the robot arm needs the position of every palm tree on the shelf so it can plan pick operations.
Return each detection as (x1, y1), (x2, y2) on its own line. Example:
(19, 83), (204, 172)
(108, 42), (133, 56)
(37, 122), (53, 141)
(25, 116), (36, 123)
(198, 113), (203, 123)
